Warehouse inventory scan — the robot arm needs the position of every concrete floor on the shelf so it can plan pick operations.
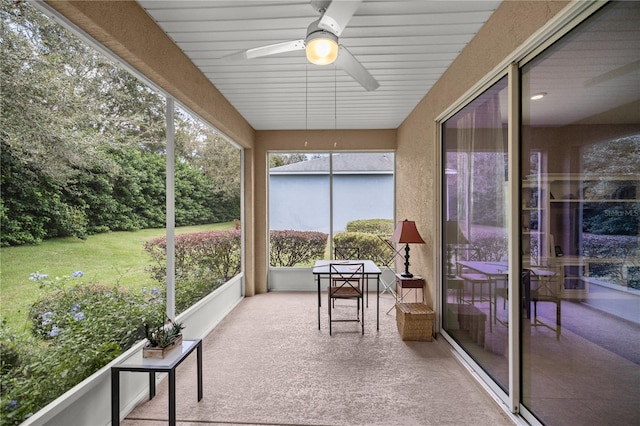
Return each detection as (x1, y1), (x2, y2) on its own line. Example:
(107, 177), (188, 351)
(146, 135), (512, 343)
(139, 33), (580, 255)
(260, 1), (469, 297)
(122, 292), (514, 426)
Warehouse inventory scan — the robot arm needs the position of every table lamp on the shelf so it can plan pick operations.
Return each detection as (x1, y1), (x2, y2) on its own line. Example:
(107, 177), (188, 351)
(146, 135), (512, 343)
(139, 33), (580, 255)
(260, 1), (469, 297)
(391, 219), (425, 278)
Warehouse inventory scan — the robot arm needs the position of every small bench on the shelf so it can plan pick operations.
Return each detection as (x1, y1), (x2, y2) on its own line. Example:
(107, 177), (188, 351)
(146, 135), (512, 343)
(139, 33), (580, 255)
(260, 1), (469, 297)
(396, 303), (435, 341)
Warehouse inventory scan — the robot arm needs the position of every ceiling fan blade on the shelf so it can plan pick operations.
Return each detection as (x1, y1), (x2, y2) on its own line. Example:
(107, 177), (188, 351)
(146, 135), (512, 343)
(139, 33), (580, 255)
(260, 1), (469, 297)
(318, 0), (362, 36)
(223, 40), (305, 62)
(336, 45), (379, 91)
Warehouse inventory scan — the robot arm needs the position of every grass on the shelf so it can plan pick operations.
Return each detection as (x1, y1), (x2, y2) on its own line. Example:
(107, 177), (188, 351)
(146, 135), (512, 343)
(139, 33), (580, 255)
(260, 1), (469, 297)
(0, 223), (233, 333)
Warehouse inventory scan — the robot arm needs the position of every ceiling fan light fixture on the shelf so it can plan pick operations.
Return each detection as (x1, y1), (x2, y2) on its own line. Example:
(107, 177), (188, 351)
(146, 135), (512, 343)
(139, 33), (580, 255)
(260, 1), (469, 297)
(305, 30), (338, 65)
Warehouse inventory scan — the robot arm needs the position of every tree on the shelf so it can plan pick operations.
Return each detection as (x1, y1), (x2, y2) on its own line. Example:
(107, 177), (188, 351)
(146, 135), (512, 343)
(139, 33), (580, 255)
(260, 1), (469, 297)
(1, 1), (240, 245)
(269, 153), (307, 168)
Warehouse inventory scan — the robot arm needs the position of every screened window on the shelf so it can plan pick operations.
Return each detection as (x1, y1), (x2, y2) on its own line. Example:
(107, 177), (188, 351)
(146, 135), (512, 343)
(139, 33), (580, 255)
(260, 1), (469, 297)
(268, 152), (394, 267)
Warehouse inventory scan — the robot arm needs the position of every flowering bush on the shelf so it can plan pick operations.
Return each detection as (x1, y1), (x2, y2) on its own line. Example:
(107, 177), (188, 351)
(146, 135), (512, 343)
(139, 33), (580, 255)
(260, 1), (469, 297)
(144, 230), (241, 312)
(1, 271), (164, 425)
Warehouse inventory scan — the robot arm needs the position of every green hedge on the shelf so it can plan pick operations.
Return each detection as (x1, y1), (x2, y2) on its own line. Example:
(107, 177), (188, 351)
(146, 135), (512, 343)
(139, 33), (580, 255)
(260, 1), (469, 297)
(346, 218), (394, 235)
(334, 219), (395, 265)
(144, 230), (241, 313)
(334, 232), (394, 265)
(270, 230), (328, 266)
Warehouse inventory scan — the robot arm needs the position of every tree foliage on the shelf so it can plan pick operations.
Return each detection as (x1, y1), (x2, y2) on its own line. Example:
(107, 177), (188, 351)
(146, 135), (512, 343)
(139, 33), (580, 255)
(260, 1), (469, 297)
(0, 1), (241, 246)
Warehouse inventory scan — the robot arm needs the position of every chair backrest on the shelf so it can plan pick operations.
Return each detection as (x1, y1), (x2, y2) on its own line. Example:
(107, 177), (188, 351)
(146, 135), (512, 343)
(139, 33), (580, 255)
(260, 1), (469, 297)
(454, 246), (483, 261)
(376, 235), (403, 267)
(334, 246), (360, 260)
(531, 268), (560, 298)
(329, 263), (364, 294)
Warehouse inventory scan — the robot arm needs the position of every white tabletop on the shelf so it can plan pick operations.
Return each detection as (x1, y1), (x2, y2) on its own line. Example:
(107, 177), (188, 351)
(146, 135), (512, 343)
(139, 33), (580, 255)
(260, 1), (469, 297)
(312, 259), (381, 274)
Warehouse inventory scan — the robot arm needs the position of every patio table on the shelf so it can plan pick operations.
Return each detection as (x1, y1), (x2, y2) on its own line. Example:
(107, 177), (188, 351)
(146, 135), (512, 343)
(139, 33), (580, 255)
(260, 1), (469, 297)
(312, 259), (381, 331)
(111, 338), (203, 426)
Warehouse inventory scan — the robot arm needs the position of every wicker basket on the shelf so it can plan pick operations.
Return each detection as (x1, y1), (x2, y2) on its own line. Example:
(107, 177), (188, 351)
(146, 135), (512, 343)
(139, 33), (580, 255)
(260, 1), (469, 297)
(396, 303), (434, 341)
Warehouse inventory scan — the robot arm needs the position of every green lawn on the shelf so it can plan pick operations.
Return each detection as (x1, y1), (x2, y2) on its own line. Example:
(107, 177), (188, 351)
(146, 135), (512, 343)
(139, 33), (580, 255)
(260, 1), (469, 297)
(0, 223), (232, 332)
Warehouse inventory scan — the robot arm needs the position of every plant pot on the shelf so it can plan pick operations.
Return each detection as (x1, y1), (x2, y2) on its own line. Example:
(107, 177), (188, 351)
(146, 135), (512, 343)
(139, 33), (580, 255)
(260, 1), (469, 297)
(142, 334), (183, 359)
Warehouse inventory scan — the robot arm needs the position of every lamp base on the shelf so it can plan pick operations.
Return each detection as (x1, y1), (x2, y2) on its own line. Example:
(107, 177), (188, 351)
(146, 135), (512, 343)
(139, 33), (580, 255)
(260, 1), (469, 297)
(401, 243), (413, 278)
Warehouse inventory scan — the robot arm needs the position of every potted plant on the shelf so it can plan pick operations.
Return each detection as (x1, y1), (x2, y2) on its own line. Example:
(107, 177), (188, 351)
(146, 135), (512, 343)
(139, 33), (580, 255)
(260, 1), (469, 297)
(143, 318), (185, 359)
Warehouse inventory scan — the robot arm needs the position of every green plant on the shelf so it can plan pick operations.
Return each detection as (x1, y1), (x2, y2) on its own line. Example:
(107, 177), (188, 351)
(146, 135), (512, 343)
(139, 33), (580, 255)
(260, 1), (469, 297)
(144, 318), (184, 348)
(145, 229), (241, 282)
(333, 232), (393, 265)
(1, 270), (163, 425)
(144, 229), (241, 312)
(345, 219), (394, 235)
(269, 230), (328, 266)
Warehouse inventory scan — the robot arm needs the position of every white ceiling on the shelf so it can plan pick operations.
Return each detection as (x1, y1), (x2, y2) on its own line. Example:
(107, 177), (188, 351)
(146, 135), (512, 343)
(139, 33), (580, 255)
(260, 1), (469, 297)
(138, 0), (502, 130)
(137, 1), (639, 131)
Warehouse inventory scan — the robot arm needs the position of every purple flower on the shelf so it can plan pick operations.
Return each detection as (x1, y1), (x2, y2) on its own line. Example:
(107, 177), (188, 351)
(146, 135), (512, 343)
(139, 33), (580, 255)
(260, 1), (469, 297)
(29, 272), (49, 281)
(48, 325), (60, 337)
(41, 311), (54, 325)
(73, 312), (86, 321)
(151, 288), (159, 294)
(70, 303), (81, 313)
(72, 270), (84, 278)
(6, 400), (17, 410)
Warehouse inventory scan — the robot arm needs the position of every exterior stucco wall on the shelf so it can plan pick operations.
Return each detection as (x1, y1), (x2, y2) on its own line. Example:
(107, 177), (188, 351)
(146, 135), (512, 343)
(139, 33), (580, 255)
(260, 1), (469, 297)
(269, 174), (393, 234)
(396, 1), (570, 308)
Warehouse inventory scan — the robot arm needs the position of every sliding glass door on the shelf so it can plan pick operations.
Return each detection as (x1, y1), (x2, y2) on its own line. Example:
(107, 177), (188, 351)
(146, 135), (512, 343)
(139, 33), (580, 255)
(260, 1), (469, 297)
(441, 2), (639, 424)
(442, 76), (510, 392)
(520, 2), (640, 424)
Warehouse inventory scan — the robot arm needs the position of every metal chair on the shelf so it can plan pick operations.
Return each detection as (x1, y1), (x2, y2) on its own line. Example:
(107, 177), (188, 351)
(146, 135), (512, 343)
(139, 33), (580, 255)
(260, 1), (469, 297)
(531, 268), (561, 339)
(376, 236), (404, 314)
(334, 246), (360, 260)
(377, 235), (403, 296)
(328, 263), (365, 335)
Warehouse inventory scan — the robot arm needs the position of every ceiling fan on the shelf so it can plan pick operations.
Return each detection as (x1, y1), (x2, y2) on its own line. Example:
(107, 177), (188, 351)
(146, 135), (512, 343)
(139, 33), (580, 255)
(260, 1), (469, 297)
(223, 0), (379, 91)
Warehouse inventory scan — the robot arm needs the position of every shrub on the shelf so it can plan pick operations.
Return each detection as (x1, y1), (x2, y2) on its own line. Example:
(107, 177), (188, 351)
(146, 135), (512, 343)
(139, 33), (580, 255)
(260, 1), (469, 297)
(1, 273), (161, 425)
(333, 232), (394, 265)
(144, 230), (241, 311)
(582, 233), (640, 259)
(0, 320), (21, 376)
(470, 236), (508, 261)
(29, 283), (152, 348)
(346, 219), (394, 235)
(270, 230), (328, 266)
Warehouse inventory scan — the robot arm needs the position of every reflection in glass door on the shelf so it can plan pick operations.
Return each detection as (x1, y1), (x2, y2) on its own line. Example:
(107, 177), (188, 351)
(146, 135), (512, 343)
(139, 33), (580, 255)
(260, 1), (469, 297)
(520, 2), (640, 424)
(442, 76), (510, 392)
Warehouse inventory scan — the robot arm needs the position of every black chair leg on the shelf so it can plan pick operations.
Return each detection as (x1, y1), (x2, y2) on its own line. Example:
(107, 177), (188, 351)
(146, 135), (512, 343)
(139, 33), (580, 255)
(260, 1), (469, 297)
(328, 292), (332, 336)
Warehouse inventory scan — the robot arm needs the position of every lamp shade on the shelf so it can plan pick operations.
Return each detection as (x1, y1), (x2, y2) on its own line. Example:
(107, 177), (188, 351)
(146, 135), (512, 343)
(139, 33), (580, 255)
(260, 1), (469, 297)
(391, 220), (425, 244)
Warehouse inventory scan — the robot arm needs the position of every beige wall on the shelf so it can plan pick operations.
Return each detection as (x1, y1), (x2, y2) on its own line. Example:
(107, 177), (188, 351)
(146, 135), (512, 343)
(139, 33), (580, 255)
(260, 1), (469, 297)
(396, 1), (570, 308)
(45, 0), (577, 303)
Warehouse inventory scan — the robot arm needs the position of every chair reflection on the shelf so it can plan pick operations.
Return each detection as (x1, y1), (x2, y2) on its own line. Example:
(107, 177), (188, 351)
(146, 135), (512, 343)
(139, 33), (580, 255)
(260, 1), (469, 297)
(531, 268), (562, 339)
